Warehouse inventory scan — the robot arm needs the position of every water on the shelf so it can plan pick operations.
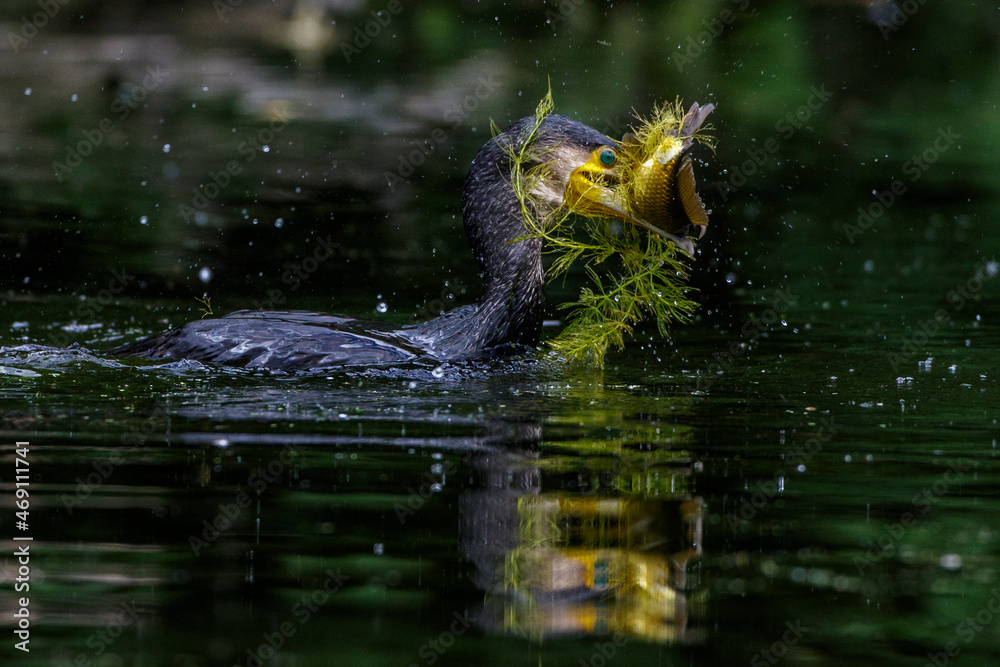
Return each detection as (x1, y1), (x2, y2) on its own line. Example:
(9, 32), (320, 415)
(2, 2), (999, 666)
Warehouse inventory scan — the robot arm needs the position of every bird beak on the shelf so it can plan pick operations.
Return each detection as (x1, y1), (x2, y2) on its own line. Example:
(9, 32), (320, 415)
(564, 153), (699, 256)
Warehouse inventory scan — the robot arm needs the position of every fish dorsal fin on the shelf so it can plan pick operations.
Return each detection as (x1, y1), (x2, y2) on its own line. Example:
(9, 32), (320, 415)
(618, 132), (642, 162)
(681, 102), (714, 137)
(672, 102), (715, 151)
(678, 155), (709, 228)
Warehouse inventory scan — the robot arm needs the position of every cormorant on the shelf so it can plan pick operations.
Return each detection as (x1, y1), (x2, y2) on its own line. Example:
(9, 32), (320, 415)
(111, 113), (701, 370)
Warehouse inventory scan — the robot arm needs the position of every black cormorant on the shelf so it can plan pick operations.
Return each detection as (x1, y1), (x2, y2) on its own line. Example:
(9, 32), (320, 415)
(112, 114), (696, 370)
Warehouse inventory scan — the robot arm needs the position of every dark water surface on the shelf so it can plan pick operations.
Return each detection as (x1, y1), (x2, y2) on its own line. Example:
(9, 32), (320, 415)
(2, 2), (999, 666)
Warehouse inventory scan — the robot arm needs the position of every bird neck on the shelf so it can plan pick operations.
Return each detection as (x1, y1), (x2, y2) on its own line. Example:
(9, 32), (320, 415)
(475, 234), (545, 349)
(407, 131), (548, 359)
(410, 211), (545, 359)
(461, 135), (547, 352)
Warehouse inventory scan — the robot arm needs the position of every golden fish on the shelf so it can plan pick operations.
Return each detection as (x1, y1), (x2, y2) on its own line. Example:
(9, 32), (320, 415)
(619, 102), (714, 254)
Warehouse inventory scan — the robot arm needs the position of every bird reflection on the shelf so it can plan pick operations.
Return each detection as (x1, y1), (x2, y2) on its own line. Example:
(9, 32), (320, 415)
(460, 443), (704, 643)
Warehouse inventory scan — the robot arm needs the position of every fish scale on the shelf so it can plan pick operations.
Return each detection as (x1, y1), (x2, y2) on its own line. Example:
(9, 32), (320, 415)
(625, 104), (712, 241)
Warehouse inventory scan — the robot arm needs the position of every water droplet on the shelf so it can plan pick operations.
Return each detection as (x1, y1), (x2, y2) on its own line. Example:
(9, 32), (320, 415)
(71, 94), (78, 102)
(274, 218), (284, 228)
(940, 554), (961, 570)
(373, 543), (384, 555)
(376, 301), (388, 313)
(431, 365), (446, 379)
(139, 215), (148, 225)
(199, 267), (212, 283)
(262, 145), (270, 153)
(24, 88), (32, 96)
(163, 144), (171, 153)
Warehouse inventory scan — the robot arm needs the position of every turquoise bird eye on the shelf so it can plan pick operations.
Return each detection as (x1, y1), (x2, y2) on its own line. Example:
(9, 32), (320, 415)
(599, 149), (615, 165)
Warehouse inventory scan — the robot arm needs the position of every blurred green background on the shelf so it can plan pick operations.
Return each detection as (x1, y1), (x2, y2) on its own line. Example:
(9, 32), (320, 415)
(1, 2), (999, 667)
(2, 0), (996, 320)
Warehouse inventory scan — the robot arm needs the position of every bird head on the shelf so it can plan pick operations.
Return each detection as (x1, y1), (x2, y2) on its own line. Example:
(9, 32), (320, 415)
(520, 111), (712, 255)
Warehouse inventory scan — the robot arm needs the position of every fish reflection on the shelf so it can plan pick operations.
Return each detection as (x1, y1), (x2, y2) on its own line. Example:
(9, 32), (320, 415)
(461, 447), (705, 643)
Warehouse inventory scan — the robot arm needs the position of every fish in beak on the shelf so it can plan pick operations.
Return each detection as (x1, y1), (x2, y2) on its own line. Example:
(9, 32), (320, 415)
(563, 102), (714, 256)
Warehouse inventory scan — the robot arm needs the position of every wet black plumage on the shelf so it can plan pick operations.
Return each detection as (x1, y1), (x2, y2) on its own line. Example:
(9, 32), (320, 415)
(111, 115), (619, 370)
